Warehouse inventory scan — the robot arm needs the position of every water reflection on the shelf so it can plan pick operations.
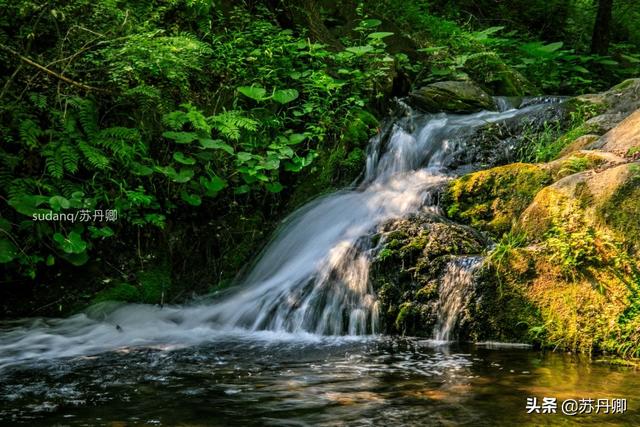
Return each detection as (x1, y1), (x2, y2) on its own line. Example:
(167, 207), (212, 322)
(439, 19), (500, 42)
(0, 337), (636, 426)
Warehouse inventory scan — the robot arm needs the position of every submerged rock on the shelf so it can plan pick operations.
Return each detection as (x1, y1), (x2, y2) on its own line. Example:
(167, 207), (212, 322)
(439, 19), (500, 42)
(409, 81), (495, 113)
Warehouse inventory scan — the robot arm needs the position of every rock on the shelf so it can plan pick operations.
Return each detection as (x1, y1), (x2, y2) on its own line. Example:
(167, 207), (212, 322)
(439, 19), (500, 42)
(585, 113), (628, 134)
(369, 211), (487, 335)
(462, 52), (535, 96)
(409, 81), (495, 113)
(447, 101), (568, 169)
(518, 163), (638, 239)
(570, 78), (640, 116)
(442, 163), (552, 237)
(587, 109), (640, 158)
(510, 162), (640, 354)
(558, 134), (600, 156)
(542, 150), (626, 180)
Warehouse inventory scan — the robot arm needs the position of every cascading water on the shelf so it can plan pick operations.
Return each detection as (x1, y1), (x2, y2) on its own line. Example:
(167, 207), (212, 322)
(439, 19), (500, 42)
(433, 256), (482, 341)
(0, 99), (561, 368)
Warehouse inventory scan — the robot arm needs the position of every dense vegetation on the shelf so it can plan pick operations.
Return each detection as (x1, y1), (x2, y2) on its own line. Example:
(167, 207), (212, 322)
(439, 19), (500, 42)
(1, 0), (639, 357)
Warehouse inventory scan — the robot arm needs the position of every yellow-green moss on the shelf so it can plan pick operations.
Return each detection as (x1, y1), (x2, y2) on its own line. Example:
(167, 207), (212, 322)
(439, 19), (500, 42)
(444, 163), (551, 236)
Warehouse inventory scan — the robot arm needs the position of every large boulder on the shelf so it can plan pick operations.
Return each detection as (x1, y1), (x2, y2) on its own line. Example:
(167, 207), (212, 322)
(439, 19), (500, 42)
(462, 52), (535, 96)
(369, 211), (487, 336)
(442, 163), (552, 237)
(409, 81), (495, 113)
(587, 109), (640, 158)
(571, 78), (640, 116)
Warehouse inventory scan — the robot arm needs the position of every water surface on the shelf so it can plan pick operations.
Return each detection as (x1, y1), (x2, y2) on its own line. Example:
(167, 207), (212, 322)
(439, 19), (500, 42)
(1, 336), (636, 426)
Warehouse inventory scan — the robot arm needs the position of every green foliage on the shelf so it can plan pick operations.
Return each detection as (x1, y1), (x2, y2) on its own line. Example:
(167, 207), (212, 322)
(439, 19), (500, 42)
(0, 2), (395, 281)
(515, 103), (599, 163)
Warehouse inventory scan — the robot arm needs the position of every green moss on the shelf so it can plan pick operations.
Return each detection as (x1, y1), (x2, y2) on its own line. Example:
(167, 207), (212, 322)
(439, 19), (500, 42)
(443, 163), (551, 236)
(138, 264), (172, 304)
(463, 51), (535, 96)
(92, 282), (141, 304)
(599, 171), (640, 253)
(91, 263), (172, 305)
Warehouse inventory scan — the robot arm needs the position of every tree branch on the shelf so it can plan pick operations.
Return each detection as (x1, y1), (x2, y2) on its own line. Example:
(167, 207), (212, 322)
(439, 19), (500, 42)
(0, 44), (111, 94)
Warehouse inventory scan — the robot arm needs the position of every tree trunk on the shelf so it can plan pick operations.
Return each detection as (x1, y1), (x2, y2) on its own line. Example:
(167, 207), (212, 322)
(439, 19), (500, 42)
(590, 0), (613, 55)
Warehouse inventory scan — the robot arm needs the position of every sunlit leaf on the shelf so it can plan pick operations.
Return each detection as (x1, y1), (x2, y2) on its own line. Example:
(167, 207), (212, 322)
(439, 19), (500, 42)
(367, 32), (394, 39)
(237, 85), (268, 101)
(272, 89), (299, 104)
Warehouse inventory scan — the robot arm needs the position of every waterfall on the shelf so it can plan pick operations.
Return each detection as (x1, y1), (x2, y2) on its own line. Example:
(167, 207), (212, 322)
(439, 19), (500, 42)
(433, 256), (482, 341)
(0, 99), (561, 367)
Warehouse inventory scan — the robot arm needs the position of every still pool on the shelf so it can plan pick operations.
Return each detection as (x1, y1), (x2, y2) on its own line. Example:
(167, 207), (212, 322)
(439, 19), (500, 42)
(0, 336), (637, 426)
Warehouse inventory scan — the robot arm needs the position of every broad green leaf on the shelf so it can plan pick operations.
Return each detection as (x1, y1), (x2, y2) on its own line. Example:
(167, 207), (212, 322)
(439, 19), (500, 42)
(597, 59), (618, 66)
(0, 239), (17, 263)
(472, 26), (504, 40)
(49, 195), (70, 211)
(172, 168), (194, 183)
(162, 131), (198, 144)
(621, 54), (640, 63)
(287, 133), (306, 145)
(46, 254), (55, 266)
(199, 138), (234, 154)
(346, 45), (374, 56)
(367, 32), (394, 39)
(360, 19), (381, 28)
(272, 89), (299, 104)
(8, 195), (50, 216)
(573, 65), (590, 74)
(539, 41), (564, 53)
(53, 231), (87, 254)
(173, 152), (196, 165)
(180, 191), (202, 206)
(131, 161), (154, 176)
(265, 182), (283, 193)
(88, 226), (114, 238)
(237, 86), (267, 101)
(237, 152), (253, 163)
(416, 46), (447, 53)
(234, 184), (250, 194)
(200, 176), (227, 194)
(261, 158), (280, 170)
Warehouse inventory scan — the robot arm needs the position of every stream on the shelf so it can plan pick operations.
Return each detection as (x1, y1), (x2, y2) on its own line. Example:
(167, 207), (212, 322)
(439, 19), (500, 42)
(0, 98), (637, 425)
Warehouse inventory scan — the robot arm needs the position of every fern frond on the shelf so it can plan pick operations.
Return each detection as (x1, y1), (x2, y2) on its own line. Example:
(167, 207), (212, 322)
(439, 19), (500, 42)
(44, 150), (65, 179)
(69, 97), (99, 138)
(78, 141), (110, 169)
(210, 110), (258, 140)
(19, 119), (42, 148)
(60, 143), (80, 173)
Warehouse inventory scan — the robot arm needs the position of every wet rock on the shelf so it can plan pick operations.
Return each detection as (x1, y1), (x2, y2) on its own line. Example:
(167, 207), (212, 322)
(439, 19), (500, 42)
(369, 211), (487, 336)
(409, 81), (495, 113)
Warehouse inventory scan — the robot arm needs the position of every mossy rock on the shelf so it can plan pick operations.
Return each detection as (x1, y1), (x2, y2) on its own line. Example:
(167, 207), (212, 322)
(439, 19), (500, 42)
(91, 263), (172, 305)
(370, 212), (486, 335)
(443, 163), (552, 236)
(409, 80), (495, 113)
(463, 52), (536, 96)
(597, 165), (640, 253)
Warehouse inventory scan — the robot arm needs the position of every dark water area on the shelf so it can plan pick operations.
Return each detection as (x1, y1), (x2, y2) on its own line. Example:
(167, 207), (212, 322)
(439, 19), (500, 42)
(0, 336), (637, 426)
